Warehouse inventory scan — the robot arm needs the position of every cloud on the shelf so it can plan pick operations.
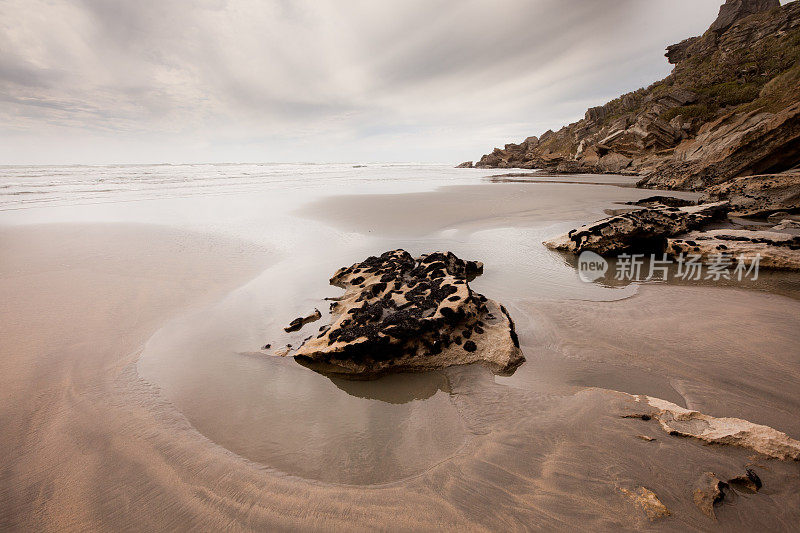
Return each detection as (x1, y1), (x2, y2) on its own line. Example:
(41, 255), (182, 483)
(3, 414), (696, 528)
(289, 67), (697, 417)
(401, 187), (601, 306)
(0, 0), (729, 164)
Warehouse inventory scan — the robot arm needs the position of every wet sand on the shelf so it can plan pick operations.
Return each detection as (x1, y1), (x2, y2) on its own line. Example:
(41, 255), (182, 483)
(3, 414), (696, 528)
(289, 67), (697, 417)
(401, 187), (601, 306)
(2, 181), (800, 530)
(295, 181), (698, 237)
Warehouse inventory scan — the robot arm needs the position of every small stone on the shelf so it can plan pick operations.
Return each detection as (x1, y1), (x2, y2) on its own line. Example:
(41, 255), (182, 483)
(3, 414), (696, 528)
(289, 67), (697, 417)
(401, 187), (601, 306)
(284, 308), (322, 332)
(620, 486), (670, 521)
(693, 472), (728, 519)
(728, 468), (762, 493)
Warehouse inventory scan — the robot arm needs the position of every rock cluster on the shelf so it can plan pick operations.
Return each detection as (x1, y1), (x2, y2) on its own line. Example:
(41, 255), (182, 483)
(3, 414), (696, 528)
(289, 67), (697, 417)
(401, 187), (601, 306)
(287, 250), (524, 377)
(544, 190), (800, 269)
(543, 202), (729, 255)
(468, 0), (800, 194)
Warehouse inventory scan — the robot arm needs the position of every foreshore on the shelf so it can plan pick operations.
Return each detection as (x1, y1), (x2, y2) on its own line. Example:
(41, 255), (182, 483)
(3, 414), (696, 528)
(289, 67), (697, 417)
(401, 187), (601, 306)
(1, 178), (799, 530)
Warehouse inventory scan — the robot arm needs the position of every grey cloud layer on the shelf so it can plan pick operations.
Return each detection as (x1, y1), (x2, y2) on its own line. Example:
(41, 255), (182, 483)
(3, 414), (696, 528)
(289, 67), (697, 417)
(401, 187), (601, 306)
(0, 0), (725, 163)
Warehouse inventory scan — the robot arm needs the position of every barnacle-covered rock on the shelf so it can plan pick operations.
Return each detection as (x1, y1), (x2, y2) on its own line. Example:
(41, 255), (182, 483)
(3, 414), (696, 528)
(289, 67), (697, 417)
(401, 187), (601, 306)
(288, 250), (524, 377)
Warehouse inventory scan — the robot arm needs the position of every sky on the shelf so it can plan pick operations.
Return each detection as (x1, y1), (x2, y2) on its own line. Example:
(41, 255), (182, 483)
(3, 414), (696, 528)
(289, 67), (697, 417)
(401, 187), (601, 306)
(0, 0), (740, 165)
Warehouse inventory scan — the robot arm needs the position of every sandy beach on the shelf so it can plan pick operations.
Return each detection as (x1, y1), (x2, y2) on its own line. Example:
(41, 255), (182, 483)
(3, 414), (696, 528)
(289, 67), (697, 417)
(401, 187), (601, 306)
(3, 0), (799, 528)
(0, 167), (798, 530)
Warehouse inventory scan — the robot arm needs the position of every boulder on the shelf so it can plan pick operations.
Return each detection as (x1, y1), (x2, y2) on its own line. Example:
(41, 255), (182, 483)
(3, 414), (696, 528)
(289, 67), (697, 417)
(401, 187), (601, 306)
(475, 149), (504, 168)
(629, 114), (678, 151)
(455, 161), (473, 168)
(543, 202), (729, 255)
(597, 151), (633, 173)
(288, 250), (524, 377)
(667, 229), (800, 270)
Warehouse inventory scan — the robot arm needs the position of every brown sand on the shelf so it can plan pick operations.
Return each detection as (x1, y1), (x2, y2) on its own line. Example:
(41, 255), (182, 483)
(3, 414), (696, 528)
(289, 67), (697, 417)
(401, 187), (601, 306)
(2, 222), (799, 531)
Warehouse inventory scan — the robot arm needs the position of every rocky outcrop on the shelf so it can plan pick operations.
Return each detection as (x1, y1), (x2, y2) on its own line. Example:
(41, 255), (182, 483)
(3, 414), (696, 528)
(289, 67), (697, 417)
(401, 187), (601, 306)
(640, 395), (800, 461)
(470, 0), (800, 195)
(545, 198), (800, 270)
(703, 171), (800, 216)
(667, 229), (800, 269)
(665, 37), (700, 65)
(710, 0), (780, 34)
(640, 103), (800, 190)
(455, 161), (473, 168)
(543, 202), (729, 255)
(285, 250), (524, 377)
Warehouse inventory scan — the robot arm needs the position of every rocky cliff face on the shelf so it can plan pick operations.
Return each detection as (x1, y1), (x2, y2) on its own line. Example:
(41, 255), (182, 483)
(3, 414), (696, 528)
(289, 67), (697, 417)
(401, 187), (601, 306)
(471, 0), (800, 193)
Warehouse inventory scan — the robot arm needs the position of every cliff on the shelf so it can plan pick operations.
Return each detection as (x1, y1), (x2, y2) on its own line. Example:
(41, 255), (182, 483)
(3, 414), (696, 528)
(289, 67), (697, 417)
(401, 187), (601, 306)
(470, 0), (800, 192)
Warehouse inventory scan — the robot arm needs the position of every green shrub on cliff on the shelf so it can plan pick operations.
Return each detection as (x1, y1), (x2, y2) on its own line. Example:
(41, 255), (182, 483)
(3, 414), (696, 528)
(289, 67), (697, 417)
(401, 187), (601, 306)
(701, 82), (761, 107)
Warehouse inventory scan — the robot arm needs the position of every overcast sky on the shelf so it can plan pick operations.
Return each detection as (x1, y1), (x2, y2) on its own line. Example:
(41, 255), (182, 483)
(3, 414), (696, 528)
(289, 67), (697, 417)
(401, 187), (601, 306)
(0, 0), (738, 164)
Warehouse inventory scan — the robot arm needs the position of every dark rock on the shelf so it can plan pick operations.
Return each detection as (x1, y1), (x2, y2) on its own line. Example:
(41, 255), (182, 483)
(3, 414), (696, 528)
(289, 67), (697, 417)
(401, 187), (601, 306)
(728, 468), (762, 493)
(284, 308), (322, 332)
(544, 202), (729, 255)
(626, 196), (697, 208)
(665, 37), (699, 64)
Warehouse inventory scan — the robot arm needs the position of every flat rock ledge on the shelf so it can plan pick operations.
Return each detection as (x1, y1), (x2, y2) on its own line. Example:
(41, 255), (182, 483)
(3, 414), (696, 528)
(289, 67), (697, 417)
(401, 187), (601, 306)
(637, 395), (800, 461)
(544, 202), (729, 255)
(668, 229), (800, 269)
(290, 250), (524, 377)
